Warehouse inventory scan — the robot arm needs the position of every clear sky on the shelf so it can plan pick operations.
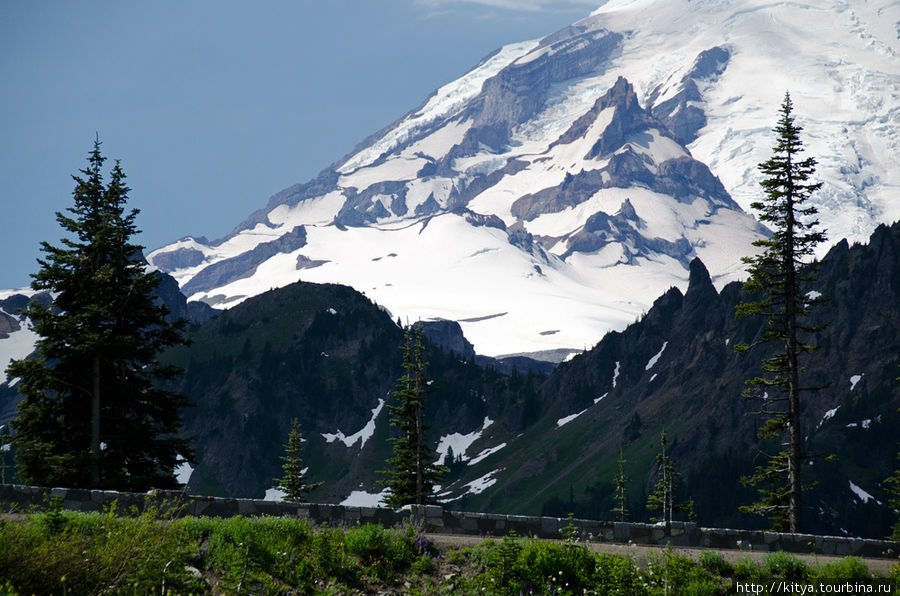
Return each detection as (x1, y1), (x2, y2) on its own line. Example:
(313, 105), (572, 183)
(0, 1), (600, 290)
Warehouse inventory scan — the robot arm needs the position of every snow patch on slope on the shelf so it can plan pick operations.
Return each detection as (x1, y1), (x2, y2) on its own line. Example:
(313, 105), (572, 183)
(464, 468), (504, 495)
(0, 322), (40, 385)
(322, 398), (385, 449)
(557, 408), (588, 428)
(848, 480), (880, 504)
(435, 416), (494, 465)
(341, 489), (389, 507)
(645, 341), (668, 371)
(175, 462), (194, 485)
(468, 443), (507, 466)
(818, 406), (840, 429)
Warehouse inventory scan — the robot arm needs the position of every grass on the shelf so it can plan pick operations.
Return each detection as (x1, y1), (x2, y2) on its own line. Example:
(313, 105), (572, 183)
(0, 506), (897, 595)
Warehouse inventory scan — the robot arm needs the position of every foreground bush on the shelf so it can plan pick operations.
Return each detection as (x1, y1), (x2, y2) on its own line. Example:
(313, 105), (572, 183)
(0, 508), (433, 594)
(0, 507), (894, 595)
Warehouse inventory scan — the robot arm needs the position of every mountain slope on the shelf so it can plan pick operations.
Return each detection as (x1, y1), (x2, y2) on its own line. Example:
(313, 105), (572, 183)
(149, 0), (899, 358)
(158, 282), (544, 500)
(447, 222), (900, 538)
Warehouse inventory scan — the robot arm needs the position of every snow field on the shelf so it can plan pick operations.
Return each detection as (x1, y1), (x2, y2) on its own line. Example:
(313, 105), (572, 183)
(0, 322), (40, 385)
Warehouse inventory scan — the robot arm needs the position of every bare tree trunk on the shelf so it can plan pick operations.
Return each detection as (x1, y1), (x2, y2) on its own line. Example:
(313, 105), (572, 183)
(785, 185), (802, 533)
(91, 356), (101, 487)
(416, 403), (424, 505)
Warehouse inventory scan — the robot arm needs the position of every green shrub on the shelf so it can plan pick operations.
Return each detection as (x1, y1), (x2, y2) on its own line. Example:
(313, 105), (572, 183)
(593, 552), (646, 594)
(447, 547), (466, 565)
(733, 556), (764, 581)
(815, 556), (869, 581)
(411, 553), (435, 575)
(763, 551), (809, 580)
(698, 550), (733, 576)
(646, 548), (721, 595)
(511, 540), (596, 593)
(344, 523), (418, 582)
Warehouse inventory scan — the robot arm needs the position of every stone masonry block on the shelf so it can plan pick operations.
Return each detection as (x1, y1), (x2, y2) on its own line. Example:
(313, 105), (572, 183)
(540, 516), (558, 537)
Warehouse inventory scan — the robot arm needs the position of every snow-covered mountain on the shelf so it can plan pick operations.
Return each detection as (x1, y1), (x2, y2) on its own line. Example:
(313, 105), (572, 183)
(0, 290), (45, 387)
(149, 0), (899, 358)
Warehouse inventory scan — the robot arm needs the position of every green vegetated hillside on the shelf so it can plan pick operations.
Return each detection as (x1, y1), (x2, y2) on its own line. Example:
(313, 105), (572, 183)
(163, 282), (544, 502)
(165, 222), (899, 539)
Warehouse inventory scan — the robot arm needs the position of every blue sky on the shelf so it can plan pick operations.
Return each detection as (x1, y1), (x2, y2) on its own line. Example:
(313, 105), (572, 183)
(0, 1), (598, 290)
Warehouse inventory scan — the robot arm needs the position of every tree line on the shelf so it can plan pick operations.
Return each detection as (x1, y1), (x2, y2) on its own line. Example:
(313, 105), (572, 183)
(3, 100), (899, 538)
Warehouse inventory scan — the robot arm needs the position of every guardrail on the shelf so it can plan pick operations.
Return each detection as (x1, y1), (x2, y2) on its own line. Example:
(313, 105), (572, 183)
(2, 484), (896, 558)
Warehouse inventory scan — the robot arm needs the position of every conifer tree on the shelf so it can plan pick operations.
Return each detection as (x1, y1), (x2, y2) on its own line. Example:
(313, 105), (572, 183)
(382, 325), (447, 507)
(613, 448), (629, 521)
(274, 418), (322, 502)
(735, 93), (826, 532)
(6, 139), (192, 490)
(886, 453), (900, 541)
(646, 430), (693, 533)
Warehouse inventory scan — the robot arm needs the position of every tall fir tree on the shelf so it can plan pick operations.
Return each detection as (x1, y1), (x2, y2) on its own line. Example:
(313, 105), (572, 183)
(735, 93), (826, 532)
(6, 139), (192, 491)
(381, 325), (446, 507)
(274, 418), (322, 502)
(646, 430), (693, 533)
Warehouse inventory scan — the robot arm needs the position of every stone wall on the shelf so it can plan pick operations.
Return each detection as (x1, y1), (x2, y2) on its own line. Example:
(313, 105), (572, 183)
(1, 484), (896, 559)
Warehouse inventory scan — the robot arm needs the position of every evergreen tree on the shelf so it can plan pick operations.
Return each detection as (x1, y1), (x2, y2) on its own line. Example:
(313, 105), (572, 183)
(381, 325), (447, 507)
(613, 448), (629, 521)
(885, 452), (900, 541)
(6, 139), (192, 490)
(646, 430), (693, 533)
(735, 93), (826, 532)
(274, 418), (322, 502)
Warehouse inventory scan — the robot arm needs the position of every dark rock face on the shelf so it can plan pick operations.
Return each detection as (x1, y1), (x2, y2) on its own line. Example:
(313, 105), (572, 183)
(181, 226), (307, 297)
(153, 272), (216, 325)
(584, 77), (661, 159)
(461, 209), (506, 231)
(335, 181), (409, 226)
(650, 46), (730, 145)
(453, 29), (623, 156)
(0, 311), (18, 339)
(511, 78), (737, 230)
(563, 199), (693, 263)
(417, 320), (476, 360)
(0, 292), (52, 314)
(150, 246), (206, 272)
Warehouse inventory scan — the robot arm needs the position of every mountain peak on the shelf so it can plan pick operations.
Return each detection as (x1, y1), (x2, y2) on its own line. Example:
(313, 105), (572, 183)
(684, 257), (718, 310)
(599, 76), (639, 111)
(146, 0), (896, 357)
